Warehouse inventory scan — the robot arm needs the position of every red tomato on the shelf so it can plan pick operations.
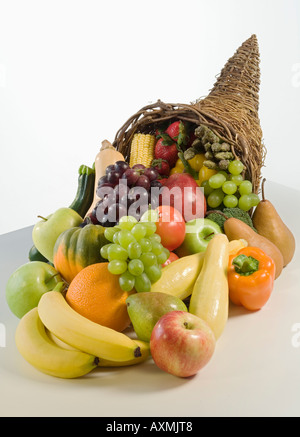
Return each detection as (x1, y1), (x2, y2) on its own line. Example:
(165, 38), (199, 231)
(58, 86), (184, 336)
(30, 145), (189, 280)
(155, 205), (185, 252)
(162, 252), (179, 267)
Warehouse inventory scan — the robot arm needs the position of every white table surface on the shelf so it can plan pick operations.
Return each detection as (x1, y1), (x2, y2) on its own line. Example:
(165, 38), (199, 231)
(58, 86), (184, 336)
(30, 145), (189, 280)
(1, 180), (299, 418)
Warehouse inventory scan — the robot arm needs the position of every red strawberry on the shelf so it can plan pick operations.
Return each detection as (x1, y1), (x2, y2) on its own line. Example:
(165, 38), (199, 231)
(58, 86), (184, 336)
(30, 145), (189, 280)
(166, 120), (189, 148)
(155, 122), (169, 138)
(154, 138), (178, 168)
(151, 158), (170, 177)
(165, 121), (181, 141)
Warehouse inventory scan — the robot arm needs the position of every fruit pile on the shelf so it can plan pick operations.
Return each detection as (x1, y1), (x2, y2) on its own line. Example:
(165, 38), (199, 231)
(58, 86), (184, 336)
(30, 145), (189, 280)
(5, 118), (296, 380)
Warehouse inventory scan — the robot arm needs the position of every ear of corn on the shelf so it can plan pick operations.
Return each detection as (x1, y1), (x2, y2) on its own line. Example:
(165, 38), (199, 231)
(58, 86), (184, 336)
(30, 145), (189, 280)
(129, 133), (156, 168)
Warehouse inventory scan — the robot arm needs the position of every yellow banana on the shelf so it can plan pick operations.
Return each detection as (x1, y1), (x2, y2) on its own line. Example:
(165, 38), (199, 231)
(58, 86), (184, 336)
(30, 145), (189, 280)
(46, 329), (79, 351)
(151, 239), (247, 299)
(47, 329), (151, 367)
(15, 307), (99, 379)
(97, 340), (151, 367)
(189, 233), (229, 340)
(38, 290), (142, 362)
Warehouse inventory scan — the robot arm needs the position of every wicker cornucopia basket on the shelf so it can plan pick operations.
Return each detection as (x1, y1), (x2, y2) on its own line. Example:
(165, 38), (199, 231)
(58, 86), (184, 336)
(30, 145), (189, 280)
(113, 34), (266, 194)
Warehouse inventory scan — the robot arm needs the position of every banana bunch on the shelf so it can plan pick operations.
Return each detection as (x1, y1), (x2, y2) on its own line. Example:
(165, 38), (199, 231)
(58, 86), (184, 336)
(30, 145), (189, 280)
(15, 287), (150, 379)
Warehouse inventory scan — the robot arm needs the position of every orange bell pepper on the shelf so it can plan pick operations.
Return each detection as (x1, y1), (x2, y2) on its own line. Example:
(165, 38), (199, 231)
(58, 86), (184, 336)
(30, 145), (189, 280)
(228, 246), (275, 311)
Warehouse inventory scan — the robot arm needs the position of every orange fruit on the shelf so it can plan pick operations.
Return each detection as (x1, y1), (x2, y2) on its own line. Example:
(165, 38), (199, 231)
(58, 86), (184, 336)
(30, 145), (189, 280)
(65, 263), (134, 332)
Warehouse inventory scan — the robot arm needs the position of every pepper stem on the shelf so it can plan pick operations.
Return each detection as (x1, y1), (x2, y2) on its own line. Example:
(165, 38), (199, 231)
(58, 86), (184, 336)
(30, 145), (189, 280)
(233, 254), (259, 276)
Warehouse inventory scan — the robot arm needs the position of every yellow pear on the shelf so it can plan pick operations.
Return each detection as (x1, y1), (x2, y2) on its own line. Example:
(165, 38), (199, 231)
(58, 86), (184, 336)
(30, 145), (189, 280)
(252, 179), (295, 267)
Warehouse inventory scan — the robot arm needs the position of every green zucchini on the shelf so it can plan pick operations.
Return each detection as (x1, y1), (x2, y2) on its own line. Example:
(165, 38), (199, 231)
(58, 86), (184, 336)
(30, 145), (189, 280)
(69, 164), (95, 218)
(29, 245), (49, 263)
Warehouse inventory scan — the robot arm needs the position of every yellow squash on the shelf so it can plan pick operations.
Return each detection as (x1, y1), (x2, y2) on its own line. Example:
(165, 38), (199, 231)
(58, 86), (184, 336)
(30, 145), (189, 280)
(150, 252), (205, 300)
(189, 233), (229, 340)
(150, 238), (247, 301)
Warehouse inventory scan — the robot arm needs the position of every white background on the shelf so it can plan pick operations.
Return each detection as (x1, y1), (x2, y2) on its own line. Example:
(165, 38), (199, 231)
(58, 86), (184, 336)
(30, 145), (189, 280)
(0, 0), (299, 235)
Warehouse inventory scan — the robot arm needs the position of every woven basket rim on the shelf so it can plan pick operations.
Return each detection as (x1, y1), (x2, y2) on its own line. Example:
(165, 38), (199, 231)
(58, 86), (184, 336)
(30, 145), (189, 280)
(113, 99), (264, 189)
(112, 34), (266, 194)
(113, 99), (243, 148)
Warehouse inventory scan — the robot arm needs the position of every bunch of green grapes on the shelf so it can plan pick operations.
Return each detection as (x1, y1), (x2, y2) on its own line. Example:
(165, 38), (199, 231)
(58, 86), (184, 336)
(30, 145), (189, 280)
(201, 160), (260, 212)
(101, 215), (169, 293)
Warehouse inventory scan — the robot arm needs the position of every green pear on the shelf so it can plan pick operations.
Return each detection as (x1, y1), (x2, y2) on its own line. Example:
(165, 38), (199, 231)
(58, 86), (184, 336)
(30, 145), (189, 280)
(32, 207), (83, 262)
(126, 292), (188, 342)
(6, 261), (63, 318)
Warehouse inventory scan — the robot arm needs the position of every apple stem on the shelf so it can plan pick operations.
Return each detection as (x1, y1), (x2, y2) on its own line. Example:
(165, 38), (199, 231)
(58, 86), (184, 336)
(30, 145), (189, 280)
(37, 215), (48, 221)
(184, 321), (191, 329)
(204, 232), (215, 240)
(45, 273), (60, 284)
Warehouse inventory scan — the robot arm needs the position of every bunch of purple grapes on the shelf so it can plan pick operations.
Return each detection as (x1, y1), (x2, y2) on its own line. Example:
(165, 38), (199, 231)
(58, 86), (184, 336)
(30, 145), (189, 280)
(86, 162), (163, 227)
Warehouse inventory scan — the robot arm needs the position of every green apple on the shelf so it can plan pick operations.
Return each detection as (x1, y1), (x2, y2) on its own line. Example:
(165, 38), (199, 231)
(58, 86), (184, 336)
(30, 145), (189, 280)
(126, 292), (188, 342)
(32, 207), (83, 262)
(5, 261), (63, 318)
(175, 218), (222, 257)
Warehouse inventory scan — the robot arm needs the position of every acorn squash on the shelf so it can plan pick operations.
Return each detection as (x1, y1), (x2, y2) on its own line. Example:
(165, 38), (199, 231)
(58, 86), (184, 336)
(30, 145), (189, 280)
(53, 224), (108, 284)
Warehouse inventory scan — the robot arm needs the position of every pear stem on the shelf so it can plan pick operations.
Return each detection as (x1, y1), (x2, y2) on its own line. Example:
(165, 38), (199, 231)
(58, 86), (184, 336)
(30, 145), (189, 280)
(37, 215), (48, 221)
(261, 178), (266, 201)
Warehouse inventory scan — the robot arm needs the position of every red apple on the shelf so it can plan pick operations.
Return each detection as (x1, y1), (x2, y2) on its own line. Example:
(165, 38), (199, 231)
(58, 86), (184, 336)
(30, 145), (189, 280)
(150, 311), (216, 378)
(159, 173), (206, 222)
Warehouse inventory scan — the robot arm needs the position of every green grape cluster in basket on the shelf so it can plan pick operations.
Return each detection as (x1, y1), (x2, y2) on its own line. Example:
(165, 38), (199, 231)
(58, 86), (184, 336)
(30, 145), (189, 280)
(201, 159), (260, 211)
